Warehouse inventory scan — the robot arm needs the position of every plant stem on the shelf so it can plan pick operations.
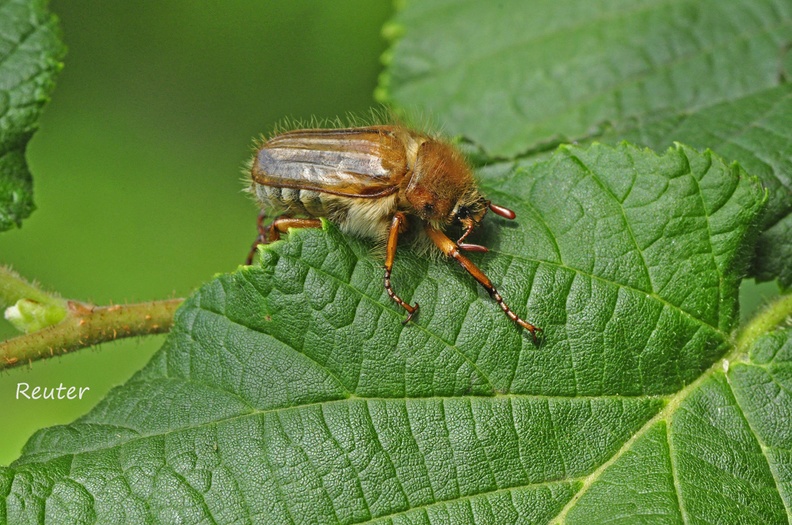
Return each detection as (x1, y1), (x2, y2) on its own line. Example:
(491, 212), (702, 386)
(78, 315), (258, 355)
(0, 298), (183, 370)
(0, 266), (64, 308)
(735, 292), (792, 355)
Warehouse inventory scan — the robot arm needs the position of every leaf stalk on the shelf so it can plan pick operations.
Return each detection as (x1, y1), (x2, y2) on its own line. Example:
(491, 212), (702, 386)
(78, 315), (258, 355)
(0, 298), (183, 370)
(736, 292), (792, 355)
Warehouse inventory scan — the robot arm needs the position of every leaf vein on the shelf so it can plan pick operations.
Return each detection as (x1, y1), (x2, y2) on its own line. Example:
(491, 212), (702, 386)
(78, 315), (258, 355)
(724, 366), (792, 521)
(274, 250), (498, 393)
(259, 413), (298, 525)
(664, 420), (690, 524)
(351, 479), (581, 525)
(569, 152), (655, 293)
(362, 401), (412, 517)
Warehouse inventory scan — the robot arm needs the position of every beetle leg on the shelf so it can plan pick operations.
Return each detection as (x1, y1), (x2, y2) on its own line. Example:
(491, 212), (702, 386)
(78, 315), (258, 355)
(245, 210), (270, 265)
(424, 225), (541, 341)
(456, 216), (489, 253)
(245, 214), (322, 265)
(384, 212), (419, 324)
(267, 217), (322, 242)
(456, 223), (476, 245)
(456, 224), (489, 253)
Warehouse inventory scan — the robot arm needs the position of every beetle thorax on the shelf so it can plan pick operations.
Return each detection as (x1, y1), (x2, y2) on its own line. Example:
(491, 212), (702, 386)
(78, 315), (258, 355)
(402, 138), (478, 228)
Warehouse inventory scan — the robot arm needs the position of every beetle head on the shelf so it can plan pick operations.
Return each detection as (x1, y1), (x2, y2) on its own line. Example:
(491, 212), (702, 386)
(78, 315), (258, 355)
(406, 139), (480, 229)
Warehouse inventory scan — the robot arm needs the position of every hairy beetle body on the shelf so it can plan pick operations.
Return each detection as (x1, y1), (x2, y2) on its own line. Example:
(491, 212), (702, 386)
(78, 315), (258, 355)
(247, 124), (540, 339)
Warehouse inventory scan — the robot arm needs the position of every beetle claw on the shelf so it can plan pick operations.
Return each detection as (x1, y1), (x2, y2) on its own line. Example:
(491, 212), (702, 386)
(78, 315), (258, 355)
(401, 303), (419, 324)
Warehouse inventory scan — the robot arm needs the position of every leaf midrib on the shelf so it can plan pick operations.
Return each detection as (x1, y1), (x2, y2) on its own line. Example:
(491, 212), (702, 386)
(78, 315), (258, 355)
(13, 391), (668, 467)
(547, 329), (792, 524)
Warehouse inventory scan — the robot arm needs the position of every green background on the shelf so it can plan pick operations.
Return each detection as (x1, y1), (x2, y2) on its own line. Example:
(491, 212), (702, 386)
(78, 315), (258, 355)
(0, 1), (391, 466)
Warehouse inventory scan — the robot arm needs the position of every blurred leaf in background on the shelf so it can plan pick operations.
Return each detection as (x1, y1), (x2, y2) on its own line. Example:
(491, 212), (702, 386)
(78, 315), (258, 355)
(0, 0), (392, 466)
(0, 0), (64, 231)
(382, 0), (792, 289)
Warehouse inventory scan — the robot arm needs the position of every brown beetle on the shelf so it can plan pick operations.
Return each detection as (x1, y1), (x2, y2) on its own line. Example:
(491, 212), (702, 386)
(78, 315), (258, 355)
(247, 124), (540, 339)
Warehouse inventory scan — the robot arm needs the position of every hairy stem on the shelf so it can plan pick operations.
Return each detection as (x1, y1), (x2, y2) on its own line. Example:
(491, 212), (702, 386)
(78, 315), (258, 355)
(736, 292), (792, 355)
(0, 266), (64, 307)
(0, 298), (183, 370)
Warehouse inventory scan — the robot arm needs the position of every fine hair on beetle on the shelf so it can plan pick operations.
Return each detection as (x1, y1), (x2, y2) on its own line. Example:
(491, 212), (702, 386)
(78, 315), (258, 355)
(245, 110), (541, 339)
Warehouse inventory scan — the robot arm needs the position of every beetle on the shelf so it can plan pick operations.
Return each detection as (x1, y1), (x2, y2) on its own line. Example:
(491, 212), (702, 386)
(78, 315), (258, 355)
(247, 124), (540, 339)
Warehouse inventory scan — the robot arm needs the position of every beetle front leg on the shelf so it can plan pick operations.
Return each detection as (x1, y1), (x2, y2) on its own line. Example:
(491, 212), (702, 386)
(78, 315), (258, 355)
(456, 225), (489, 253)
(384, 212), (419, 324)
(424, 224), (541, 341)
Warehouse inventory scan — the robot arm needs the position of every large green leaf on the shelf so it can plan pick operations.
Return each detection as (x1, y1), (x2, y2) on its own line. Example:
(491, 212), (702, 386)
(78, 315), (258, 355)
(3, 143), (776, 523)
(0, 0), (64, 231)
(381, 0), (792, 287)
(382, 0), (791, 158)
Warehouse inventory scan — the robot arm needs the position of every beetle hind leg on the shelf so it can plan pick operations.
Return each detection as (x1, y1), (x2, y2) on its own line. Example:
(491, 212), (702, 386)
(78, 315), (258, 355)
(245, 210), (270, 265)
(245, 213), (322, 265)
(267, 216), (323, 242)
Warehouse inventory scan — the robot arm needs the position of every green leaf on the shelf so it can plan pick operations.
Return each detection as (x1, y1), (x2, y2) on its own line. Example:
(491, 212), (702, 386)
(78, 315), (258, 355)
(756, 215), (792, 288)
(601, 85), (792, 288)
(381, 0), (791, 159)
(3, 143), (776, 523)
(0, 0), (65, 231)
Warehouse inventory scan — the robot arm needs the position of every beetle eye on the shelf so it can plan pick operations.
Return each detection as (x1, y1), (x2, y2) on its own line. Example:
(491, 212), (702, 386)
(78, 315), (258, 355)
(423, 203), (434, 215)
(457, 206), (470, 220)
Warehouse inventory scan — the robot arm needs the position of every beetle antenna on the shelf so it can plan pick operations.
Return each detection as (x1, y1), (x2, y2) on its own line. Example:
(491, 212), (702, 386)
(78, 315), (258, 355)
(489, 202), (516, 220)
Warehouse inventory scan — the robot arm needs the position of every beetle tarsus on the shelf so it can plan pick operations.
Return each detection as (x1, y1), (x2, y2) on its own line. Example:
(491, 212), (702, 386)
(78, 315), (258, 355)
(490, 289), (541, 342)
(385, 266), (419, 323)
